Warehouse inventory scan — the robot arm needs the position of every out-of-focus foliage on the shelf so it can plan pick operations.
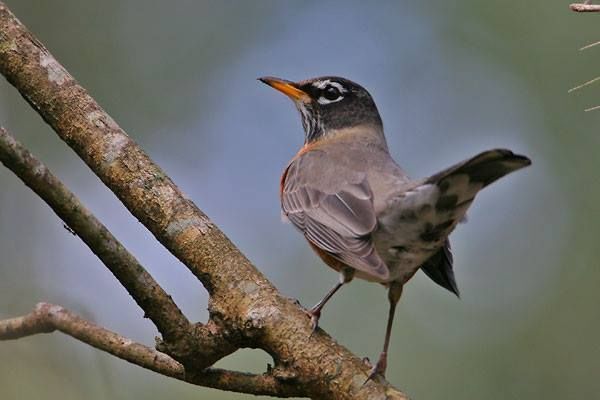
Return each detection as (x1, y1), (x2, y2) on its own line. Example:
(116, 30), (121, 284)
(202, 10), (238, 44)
(0, 1), (598, 399)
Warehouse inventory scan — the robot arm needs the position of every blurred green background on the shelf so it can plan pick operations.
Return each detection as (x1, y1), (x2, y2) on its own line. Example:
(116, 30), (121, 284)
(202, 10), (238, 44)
(1, 1), (598, 399)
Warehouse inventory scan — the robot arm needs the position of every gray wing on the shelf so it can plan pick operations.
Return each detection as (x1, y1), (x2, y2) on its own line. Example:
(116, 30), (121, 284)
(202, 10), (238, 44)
(281, 151), (389, 280)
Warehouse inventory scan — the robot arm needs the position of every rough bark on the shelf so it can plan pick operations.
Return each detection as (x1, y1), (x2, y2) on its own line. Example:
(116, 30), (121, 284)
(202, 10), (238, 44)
(0, 303), (304, 397)
(0, 126), (235, 367)
(0, 2), (408, 399)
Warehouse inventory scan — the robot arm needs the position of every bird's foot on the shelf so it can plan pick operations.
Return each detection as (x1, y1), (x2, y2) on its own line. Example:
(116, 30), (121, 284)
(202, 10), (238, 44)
(363, 352), (387, 386)
(305, 306), (321, 335)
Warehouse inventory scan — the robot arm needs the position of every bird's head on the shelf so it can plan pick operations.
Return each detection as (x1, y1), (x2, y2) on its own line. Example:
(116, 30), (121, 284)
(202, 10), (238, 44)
(259, 76), (383, 144)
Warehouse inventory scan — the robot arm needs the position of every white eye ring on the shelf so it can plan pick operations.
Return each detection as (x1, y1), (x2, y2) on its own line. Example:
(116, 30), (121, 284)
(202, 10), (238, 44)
(314, 81), (347, 105)
(317, 94), (344, 105)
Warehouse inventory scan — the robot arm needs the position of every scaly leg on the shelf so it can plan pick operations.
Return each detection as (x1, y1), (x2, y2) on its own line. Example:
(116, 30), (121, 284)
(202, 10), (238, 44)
(308, 268), (354, 333)
(366, 281), (403, 382)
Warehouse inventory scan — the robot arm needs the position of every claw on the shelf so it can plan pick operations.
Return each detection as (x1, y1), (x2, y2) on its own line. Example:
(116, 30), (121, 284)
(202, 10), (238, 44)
(303, 273), (351, 337)
(363, 352), (387, 386)
(306, 307), (321, 335)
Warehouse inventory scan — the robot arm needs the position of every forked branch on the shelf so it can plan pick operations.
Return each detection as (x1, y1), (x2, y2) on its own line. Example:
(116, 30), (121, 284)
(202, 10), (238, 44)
(0, 1), (408, 398)
(0, 126), (236, 367)
(0, 303), (304, 397)
(0, 128), (189, 342)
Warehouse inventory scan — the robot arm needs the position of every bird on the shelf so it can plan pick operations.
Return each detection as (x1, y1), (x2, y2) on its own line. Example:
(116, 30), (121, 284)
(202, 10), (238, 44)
(258, 75), (531, 381)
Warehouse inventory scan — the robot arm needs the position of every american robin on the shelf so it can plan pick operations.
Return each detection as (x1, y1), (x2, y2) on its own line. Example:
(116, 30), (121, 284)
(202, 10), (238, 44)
(259, 76), (531, 380)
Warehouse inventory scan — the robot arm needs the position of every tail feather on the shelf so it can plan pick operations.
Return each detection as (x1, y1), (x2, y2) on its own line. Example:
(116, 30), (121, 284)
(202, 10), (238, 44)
(377, 149), (530, 287)
(418, 149), (530, 292)
(421, 241), (459, 296)
(425, 149), (530, 225)
(427, 149), (531, 188)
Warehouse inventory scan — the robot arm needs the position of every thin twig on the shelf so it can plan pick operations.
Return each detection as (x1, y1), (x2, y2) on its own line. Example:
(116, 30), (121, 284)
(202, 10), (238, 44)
(580, 41), (600, 51)
(568, 76), (600, 92)
(0, 303), (304, 398)
(0, 126), (237, 367)
(570, 2), (600, 112)
(570, 3), (600, 12)
(0, 127), (188, 342)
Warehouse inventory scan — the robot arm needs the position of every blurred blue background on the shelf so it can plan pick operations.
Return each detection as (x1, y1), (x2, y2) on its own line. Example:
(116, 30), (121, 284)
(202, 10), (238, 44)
(0, 1), (598, 399)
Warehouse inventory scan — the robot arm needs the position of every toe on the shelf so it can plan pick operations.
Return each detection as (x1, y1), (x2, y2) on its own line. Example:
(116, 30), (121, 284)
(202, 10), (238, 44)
(309, 315), (320, 335)
(363, 353), (387, 385)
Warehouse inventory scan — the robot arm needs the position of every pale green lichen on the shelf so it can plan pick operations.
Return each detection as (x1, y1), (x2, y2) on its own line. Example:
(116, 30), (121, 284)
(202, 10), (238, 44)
(245, 304), (281, 329)
(0, 38), (17, 54)
(239, 280), (259, 295)
(102, 133), (129, 164)
(39, 52), (70, 85)
(166, 215), (211, 237)
(87, 110), (119, 130)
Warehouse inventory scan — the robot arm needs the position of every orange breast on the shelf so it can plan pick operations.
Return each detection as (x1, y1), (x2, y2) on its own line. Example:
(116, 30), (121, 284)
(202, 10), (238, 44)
(308, 242), (348, 273)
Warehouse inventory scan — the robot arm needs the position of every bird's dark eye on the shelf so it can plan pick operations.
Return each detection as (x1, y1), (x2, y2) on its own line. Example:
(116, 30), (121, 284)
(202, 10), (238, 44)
(323, 85), (341, 100)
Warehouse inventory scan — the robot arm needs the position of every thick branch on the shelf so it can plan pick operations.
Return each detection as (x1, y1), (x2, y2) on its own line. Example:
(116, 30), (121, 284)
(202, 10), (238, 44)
(0, 3), (408, 398)
(0, 303), (304, 398)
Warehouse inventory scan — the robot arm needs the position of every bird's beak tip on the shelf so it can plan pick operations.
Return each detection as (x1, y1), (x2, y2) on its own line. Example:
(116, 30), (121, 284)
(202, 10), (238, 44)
(258, 76), (310, 102)
(257, 76), (282, 85)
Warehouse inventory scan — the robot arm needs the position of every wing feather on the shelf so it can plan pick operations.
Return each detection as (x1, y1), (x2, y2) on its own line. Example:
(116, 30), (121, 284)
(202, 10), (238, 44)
(282, 151), (389, 280)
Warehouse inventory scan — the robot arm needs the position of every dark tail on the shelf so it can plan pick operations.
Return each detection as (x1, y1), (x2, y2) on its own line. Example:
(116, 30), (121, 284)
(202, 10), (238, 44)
(421, 241), (459, 296)
(420, 149), (530, 295)
(426, 149), (531, 189)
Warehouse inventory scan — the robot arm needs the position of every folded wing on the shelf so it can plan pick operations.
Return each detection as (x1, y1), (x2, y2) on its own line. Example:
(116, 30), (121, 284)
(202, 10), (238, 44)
(281, 151), (389, 281)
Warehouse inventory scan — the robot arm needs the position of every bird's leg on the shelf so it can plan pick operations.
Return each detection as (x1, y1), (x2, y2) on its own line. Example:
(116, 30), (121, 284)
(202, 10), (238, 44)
(308, 282), (342, 332)
(308, 268), (354, 333)
(366, 281), (403, 383)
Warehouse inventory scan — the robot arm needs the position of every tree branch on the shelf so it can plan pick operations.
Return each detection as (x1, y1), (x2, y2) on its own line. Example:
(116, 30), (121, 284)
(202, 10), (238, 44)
(0, 303), (304, 398)
(570, 2), (600, 12)
(0, 2), (409, 398)
(0, 127), (188, 341)
(0, 126), (236, 367)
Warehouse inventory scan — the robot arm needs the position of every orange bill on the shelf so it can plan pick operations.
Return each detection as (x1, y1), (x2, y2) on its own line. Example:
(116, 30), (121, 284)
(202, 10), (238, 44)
(259, 76), (310, 102)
